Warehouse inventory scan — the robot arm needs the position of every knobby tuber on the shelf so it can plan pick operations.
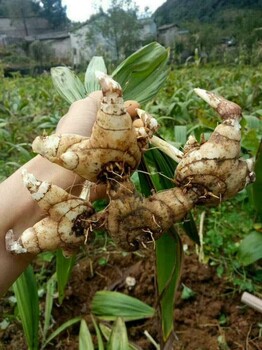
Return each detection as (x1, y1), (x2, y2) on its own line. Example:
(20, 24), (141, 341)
(6, 73), (255, 255)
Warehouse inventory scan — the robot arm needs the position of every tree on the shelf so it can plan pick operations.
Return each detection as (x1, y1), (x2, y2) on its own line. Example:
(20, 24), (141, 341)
(3, 0), (40, 35)
(37, 0), (68, 29)
(86, 0), (142, 63)
(1, 0), (68, 30)
(0, 0), (8, 16)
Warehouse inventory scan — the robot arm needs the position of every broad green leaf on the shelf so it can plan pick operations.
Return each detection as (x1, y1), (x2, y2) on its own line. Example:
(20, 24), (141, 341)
(182, 212), (200, 245)
(143, 147), (176, 189)
(252, 141), (262, 219)
(238, 231), (262, 266)
(51, 43), (168, 105)
(140, 149), (185, 341)
(137, 159), (156, 197)
(241, 129), (260, 154)
(42, 317), (81, 348)
(56, 249), (76, 304)
(108, 317), (129, 350)
(13, 265), (39, 350)
(43, 275), (56, 341)
(79, 319), (94, 350)
(112, 42), (169, 103)
(174, 125), (187, 145)
(243, 114), (262, 130)
(156, 228), (183, 341)
(91, 291), (155, 321)
(85, 56), (107, 94)
(51, 67), (86, 104)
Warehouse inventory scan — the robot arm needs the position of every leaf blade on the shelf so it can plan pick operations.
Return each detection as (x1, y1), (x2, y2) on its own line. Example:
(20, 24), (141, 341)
(51, 67), (86, 104)
(91, 291), (155, 321)
(43, 317), (81, 348)
(79, 319), (95, 350)
(12, 265), (39, 350)
(112, 42), (169, 103)
(85, 56), (107, 94)
(156, 228), (183, 341)
(238, 231), (262, 266)
(108, 317), (129, 350)
(56, 249), (76, 304)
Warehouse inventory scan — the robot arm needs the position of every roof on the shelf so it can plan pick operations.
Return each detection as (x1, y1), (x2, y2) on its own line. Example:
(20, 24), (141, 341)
(158, 23), (180, 31)
(25, 31), (69, 41)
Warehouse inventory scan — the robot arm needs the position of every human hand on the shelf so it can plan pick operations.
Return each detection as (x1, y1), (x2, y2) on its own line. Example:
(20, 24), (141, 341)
(56, 91), (102, 136)
(55, 91), (140, 136)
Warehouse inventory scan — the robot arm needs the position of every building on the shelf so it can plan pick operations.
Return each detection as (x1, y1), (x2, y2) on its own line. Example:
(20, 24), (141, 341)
(0, 15), (189, 69)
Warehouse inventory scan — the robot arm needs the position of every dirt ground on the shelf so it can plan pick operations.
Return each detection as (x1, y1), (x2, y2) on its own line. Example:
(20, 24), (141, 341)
(1, 239), (262, 350)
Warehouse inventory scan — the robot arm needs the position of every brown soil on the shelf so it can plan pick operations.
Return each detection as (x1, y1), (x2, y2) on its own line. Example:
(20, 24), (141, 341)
(1, 241), (261, 350)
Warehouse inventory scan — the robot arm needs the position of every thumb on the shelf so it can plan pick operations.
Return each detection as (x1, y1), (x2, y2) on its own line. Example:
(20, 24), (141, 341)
(56, 91), (102, 136)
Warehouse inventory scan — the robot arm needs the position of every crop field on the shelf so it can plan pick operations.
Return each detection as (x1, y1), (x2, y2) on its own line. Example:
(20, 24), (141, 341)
(0, 63), (262, 349)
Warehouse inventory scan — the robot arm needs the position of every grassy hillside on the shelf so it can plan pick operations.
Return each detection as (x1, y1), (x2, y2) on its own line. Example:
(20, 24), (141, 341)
(154, 0), (262, 25)
(154, 0), (262, 64)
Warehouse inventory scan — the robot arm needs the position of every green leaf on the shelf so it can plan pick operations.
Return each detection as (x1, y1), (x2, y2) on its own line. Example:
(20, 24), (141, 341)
(182, 212), (200, 245)
(99, 323), (141, 350)
(252, 141), (262, 219)
(42, 317), (81, 348)
(241, 129), (260, 154)
(51, 67), (86, 104)
(112, 42), (169, 103)
(99, 323), (111, 342)
(56, 249), (76, 304)
(174, 125), (187, 145)
(12, 265), (39, 350)
(108, 317), (129, 350)
(85, 56), (107, 94)
(43, 275), (56, 341)
(140, 149), (185, 341)
(181, 284), (196, 300)
(238, 231), (262, 266)
(91, 315), (104, 350)
(243, 114), (262, 130)
(156, 228), (183, 341)
(79, 319), (94, 350)
(91, 291), (155, 321)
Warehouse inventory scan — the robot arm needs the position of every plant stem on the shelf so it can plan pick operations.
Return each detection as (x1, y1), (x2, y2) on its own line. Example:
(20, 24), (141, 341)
(150, 135), (183, 163)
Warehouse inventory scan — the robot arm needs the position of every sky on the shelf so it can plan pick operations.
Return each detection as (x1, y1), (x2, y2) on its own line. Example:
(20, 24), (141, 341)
(62, 0), (166, 22)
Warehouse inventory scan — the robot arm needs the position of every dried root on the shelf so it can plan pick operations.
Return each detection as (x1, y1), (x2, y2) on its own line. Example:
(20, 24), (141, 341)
(175, 88), (255, 205)
(6, 170), (96, 255)
(104, 179), (195, 251)
(32, 72), (144, 183)
(6, 76), (256, 255)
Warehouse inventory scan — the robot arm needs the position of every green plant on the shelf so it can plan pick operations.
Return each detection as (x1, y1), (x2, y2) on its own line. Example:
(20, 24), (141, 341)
(12, 266), (81, 350)
(3, 46), (261, 349)
(8, 42), (175, 347)
(78, 291), (156, 349)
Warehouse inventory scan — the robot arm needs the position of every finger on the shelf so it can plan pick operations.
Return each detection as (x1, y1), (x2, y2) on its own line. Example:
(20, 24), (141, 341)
(56, 91), (102, 136)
